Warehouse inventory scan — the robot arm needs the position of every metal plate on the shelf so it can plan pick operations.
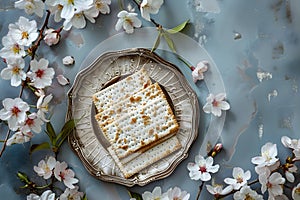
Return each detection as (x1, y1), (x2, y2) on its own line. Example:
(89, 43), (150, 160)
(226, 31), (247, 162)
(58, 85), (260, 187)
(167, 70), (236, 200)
(67, 48), (199, 187)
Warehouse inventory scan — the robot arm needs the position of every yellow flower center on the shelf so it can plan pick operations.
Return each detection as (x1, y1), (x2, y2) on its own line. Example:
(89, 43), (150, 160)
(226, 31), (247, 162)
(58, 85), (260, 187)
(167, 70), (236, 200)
(21, 31), (29, 39)
(125, 17), (134, 26)
(95, 1), (103, 9)
(262, 151), (272, 161)
(236, 175), (243, 184)
(245, 194), (255, 200)
(12, 66), (20, 75)
(11, 44), (21, 54)
(68, 0), (74, 5)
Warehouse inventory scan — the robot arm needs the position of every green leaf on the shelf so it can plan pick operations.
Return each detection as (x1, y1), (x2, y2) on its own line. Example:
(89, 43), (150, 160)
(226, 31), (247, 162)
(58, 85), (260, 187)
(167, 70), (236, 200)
(151, 31), (162, 52)
(45, 121), (56, 145)
(30, 142), (51, 155)
(82, 194), (88, 200)
(17, 171), (30, 184)
(128, 191), (142, 200)
(166, 19), (189, 34)
(56, 118), (79, 148)
(163, 32), (176, 53)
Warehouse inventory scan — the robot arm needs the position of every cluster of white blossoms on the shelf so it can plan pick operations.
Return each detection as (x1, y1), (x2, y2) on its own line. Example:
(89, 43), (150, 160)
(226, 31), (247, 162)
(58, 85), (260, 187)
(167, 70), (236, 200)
(0, 94), (53, 145)
(15, 0), (112, 31)
(14, 0), (164, 34)
(26, 156), (83, 200)
(130, 186), (190, 200)
(186, 136), (300, 200)
(115, 0), (164, 34)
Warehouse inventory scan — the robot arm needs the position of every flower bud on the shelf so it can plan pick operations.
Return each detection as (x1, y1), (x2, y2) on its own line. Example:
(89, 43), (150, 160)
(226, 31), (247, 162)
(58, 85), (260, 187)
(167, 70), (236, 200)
(17, 171), (30, 183)
(62, 56), (75, 65)
(209, 143), (223, 157)
(44, 28), (60, 46)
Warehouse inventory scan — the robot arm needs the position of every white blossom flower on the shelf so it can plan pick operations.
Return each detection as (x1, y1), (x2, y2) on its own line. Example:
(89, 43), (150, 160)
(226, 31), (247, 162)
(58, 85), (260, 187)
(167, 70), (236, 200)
(142, 186), (167, 200)
(206, 184), (233, 198)
(224, 167), (251, 190)
(187, 155), (219, 181)
(59, 186), (84, 200)
(83, 6), (101, 24)
(284, 164), (297, 183)
(62, 55), (75, 65)
(115, 10), (142, 34)
(63, 10), (95, 30)
(1, 57), (26, 87)
(166, 186), (190, 200)
(140, 0), (164, 21)
(292, 183), (300, 200)
(58, 0), (93, 19)
(27, 190), (55, 200)
(20, 113), (43, 134)
(192, 60), (208, 83)
(14, 0), (45, 17)
(0, 97), (29, 131)
(260, 171), (285, 200)
(43, 28), (60, 46)
(37, 94), (53, 122)
(54, 161), (78, 189)
(233, 185), (263, 200)
(281, 136), (300, 150)
(281, 136), (300, 160)
(0, 35), (26, 59)
(34, 156), (56, 179)
(251, 142), (278, 167)
(45, 0), (63, 22)
(8, 16), (39, 46)
(27, 58), (55, 89)
(6, 131), (33, 146)
(88, 0), (111, 16)
(203, 93), (230, 117)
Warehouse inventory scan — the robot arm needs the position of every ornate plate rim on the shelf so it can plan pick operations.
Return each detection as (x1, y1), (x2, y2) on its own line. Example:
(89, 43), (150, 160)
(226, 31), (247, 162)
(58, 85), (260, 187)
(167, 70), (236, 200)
(67, 48), (199, 186)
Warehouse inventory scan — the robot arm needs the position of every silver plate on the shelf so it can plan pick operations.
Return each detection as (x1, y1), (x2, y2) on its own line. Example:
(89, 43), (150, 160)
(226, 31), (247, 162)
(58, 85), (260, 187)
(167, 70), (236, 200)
(67, 48), (199, 186)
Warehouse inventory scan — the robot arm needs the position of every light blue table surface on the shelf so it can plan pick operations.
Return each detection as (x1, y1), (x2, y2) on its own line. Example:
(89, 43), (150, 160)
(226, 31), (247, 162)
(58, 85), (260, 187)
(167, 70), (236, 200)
(0, 0), (300, 199)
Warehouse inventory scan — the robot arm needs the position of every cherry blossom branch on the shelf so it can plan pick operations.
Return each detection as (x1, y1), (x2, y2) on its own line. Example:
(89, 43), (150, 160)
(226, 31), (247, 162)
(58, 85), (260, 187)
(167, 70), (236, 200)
(0, 10), (52, 158)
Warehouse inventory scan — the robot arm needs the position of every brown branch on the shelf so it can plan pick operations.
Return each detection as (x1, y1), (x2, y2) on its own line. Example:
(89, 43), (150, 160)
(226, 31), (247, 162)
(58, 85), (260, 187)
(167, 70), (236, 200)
(196, 182), (204, 200)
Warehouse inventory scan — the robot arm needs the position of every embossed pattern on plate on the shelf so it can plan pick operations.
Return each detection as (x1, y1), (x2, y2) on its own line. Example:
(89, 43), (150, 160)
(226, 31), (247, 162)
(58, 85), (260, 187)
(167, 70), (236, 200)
(67, 48), (199, 186)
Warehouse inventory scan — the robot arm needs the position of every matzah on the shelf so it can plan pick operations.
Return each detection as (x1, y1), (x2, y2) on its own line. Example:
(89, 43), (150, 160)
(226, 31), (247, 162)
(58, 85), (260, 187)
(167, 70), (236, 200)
(95, 83), (179, 159)
(108, 135), (181, 178)
(96, 83), (165, 130)
(92, 68), (151, 113)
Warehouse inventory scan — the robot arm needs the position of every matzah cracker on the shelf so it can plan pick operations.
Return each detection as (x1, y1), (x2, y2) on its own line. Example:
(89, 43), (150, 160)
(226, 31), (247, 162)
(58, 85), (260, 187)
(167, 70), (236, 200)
(95, 83), (179, 159)
(92, 68), (151, 113)
(108, 135), (181, 178)
(96, 83), (163, 128)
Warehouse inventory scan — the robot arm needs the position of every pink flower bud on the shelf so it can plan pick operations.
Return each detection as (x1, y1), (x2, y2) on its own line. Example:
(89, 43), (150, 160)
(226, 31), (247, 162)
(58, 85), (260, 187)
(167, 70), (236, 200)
(44, 28), (60, 46)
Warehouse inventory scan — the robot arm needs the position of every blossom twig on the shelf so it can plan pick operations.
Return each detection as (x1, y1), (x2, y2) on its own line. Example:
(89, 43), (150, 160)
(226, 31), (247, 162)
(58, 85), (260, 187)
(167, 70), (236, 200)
(0, 9), (52, 158)
(0, 130), (11, 157)
(196, 182), (204, 200)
